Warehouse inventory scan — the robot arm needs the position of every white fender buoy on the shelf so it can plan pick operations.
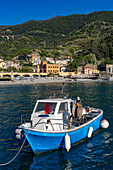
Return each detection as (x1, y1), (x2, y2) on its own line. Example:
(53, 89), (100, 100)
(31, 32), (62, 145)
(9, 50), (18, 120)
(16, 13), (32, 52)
(65, 133), (71, 152)
(15, 129), (23, 135)
(101, 119), (109, 129)
(16, 134), (25, 140)
(16, 134), (22, 140)
(87, 127), (93, 138)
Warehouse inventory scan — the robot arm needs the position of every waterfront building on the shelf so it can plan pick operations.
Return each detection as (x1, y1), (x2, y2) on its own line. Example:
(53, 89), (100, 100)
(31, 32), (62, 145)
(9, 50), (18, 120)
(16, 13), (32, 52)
(30, 53), (41, 65)
(98, 64), (113, 74)
(29, 53), (41, 73)
(88, 69), (99, 74)
(83, 64), (99, 74)
(77, 64), (99, 75)
(0, 60), (22, 70)
(5, 61), (21, 70)
(41, 61), (60, 74)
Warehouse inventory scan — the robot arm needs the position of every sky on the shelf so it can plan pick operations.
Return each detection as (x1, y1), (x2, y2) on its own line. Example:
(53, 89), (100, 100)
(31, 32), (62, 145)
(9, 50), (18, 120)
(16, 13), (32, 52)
(0, 0), (113, 26)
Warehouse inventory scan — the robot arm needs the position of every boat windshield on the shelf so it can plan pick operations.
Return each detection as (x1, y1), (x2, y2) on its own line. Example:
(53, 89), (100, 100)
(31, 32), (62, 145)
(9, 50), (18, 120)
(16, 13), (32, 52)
(35, 102), (57, 114)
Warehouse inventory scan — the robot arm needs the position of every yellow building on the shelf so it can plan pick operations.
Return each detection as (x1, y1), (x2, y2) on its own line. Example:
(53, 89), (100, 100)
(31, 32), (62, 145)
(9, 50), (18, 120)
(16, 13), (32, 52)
(30, 53), (41, 73)
(47, 64), (60, 74)
(42, 61), (60, 74)
(84, 64), (99, 74)
(31, 53), (41, 64)
(89, 69), (99, 74)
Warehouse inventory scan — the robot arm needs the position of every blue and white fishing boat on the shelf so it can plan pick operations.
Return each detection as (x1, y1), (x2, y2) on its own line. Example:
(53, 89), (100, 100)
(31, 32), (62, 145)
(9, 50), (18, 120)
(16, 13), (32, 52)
(15, 96), (109, 154)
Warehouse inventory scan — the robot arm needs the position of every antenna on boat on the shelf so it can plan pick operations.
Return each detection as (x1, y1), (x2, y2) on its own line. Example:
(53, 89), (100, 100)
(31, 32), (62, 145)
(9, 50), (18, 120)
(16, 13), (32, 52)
(53, 93), (56, 98)
(49, 93), (56, 99)
(66, 93), (69, 98)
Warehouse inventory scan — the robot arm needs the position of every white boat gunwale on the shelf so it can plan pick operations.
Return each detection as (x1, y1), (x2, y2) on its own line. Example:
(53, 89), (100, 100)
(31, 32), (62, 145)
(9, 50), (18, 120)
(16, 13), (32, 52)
(24, 109), (103, 134)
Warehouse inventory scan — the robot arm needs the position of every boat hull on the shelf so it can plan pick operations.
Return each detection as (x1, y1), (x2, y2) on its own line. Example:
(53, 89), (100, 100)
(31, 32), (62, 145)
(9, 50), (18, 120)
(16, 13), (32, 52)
(24, 113), (103, 154)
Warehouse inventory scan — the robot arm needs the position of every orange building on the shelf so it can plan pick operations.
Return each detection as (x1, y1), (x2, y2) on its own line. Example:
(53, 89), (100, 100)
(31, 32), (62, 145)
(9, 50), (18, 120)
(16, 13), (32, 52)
(41, 61), (60, 74)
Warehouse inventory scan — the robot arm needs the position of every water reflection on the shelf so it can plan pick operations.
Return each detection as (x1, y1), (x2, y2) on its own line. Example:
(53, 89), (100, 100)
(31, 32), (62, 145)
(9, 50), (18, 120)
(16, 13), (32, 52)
(20, 149), (73, 170)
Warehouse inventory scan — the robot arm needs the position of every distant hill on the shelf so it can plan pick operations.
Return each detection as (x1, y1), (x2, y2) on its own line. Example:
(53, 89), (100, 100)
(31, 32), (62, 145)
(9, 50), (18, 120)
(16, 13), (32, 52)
(1, 11), (113, 35)
(0, 11), (113, 66)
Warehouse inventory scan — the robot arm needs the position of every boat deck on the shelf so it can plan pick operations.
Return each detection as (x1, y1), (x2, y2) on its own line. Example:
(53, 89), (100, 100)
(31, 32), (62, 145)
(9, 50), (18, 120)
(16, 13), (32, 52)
(26, 110), (102, 132)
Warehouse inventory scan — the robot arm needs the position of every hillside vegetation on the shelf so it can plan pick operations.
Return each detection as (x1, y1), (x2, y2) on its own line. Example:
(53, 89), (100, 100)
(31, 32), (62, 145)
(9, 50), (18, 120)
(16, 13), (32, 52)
(0, 11), (113, 70)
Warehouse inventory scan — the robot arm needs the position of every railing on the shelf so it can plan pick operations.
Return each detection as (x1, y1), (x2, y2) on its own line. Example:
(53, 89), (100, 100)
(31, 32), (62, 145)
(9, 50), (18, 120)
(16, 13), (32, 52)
(20, 114), (66, 131)
(31, 117), (66, 131)
(21, 114), (31, 126)
(32, 118), (65, 131)
(20, 111), (101, 131)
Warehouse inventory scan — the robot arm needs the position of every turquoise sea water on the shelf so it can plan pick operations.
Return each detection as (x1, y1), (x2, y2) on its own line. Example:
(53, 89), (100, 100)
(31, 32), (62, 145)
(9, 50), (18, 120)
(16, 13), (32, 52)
(0, 82), (113, 169)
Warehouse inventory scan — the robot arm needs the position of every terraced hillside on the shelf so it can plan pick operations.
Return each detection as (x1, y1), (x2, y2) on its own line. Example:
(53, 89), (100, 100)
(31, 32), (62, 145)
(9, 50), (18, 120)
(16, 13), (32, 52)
(0, 11), (113, 69)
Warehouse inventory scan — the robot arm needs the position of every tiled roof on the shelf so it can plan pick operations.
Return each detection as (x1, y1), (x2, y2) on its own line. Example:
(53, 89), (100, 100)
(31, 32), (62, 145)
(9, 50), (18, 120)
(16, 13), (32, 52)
(84, 64), (97, 69)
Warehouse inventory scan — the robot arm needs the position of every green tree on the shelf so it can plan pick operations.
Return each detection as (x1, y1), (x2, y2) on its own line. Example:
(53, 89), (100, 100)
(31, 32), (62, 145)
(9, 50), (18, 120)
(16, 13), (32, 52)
(21, 66), (33, 72)
(7, 66), (17, 72)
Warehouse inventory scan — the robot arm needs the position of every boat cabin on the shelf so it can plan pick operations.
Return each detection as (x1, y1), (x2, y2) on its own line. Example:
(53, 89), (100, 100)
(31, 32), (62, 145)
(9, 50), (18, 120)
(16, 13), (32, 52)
(31, 98), (72, 131)
(29, 97), (102, 132)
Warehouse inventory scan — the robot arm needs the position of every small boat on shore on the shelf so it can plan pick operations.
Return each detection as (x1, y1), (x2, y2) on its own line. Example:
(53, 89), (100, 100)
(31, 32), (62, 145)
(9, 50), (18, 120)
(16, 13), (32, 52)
(15, 96), (109, 154)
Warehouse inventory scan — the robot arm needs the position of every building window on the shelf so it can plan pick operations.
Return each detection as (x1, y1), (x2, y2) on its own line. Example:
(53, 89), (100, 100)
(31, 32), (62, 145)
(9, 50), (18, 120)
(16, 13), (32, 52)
(108, 67), (111, 73)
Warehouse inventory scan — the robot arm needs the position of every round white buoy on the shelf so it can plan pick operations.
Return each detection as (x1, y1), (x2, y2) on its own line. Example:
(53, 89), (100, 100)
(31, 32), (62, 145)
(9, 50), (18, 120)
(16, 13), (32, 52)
(65, 133), (71, 152)
(101, 119), (109, 129)
(16, 134), (22, 139)
(87, 126), (93, 138)
(16, 134), (25, 140)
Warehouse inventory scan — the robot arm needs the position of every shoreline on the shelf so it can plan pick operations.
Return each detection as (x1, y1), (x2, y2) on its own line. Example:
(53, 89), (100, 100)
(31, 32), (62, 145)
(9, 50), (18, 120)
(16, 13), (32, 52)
(0, 77), (112, 86)
(0, 77), (67, 86)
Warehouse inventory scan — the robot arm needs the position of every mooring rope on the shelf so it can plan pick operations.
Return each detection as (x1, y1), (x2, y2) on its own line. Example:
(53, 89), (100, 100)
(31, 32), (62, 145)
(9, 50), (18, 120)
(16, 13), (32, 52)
(0, 133), (27, 166)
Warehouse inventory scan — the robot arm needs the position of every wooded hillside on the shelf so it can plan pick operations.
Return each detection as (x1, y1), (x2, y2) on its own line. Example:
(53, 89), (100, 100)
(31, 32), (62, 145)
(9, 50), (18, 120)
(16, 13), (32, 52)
(0, 11), (113, 68)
